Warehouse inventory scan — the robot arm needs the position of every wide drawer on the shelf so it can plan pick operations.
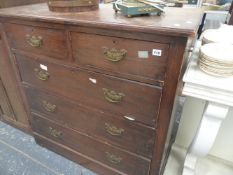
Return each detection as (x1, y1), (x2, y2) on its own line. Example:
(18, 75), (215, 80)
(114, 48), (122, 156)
(25, 87), (155, 158)
(31, 114), (151, 175)
(35, 133), (126, 175)
(4, 23), (68, 60)
(71, 32), (169, 84)
(16, 54), (162, 127)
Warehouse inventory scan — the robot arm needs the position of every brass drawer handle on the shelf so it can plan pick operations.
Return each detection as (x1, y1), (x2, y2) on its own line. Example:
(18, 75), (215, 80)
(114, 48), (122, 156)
(105, 152), (122, 164)
(103, 88), (125, 103)
(26, 34), (43, 48)
(48, 127), (62, 139)
(34, 68), (49, 81)
(103, 47), (127, 62)
(105, 123), (124, 136)
(42, 100), (56, 113)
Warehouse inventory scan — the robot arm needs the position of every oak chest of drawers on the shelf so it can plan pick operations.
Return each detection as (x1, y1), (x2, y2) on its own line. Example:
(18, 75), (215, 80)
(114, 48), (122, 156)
(0, 4), (202, 175)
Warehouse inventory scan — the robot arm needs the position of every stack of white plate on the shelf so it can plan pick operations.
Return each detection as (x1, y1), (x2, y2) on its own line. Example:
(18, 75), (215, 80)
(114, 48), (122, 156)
(202, 24), (233, 45)
(199, 43), (233, 77)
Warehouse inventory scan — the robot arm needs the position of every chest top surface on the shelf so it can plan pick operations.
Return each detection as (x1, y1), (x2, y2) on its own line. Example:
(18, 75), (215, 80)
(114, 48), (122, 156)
(0, 3), (203, 37)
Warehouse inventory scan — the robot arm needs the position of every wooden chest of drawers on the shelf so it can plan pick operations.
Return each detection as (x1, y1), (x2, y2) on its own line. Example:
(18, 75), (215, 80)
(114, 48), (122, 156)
(0, 4), (202, 175)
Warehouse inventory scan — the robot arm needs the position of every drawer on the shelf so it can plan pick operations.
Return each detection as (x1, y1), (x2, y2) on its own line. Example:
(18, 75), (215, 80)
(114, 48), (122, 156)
(25, 87), (155, 158)
(31, 114), (151, 175)
(71, 32), (169, 84)
(16, 54), (162, 127)
(35, 134), (127, 175)
(4, 23), (68, 60)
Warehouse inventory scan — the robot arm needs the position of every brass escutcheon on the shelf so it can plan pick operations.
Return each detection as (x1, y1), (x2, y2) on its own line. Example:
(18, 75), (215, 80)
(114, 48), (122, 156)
(105, 152), (122, 164)
(48, 127), (62, 139)
(42, 100), (57, 113)
(105, 123), (124, 136)
(26, 34), (43, 48)
(103, 47), (127, 62)
(34, 68), (49, 81)
(102, 88), (125, 103)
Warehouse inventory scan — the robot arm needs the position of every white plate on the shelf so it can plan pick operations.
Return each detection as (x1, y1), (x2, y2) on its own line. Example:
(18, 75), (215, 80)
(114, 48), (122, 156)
(202, 24), (233, 45)
(200, 43), (233, 63)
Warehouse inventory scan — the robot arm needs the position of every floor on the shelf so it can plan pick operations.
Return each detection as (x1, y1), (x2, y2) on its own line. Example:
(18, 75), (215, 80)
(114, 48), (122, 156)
(0, 121), (96, 175)
(0, 121), (233, 175)
(164, 144), (233, 175)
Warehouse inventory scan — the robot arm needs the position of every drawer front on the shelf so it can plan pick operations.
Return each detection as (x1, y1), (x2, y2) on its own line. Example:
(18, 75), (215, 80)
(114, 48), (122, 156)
(25, 87), (155, 158)
(71, 32), (169, 83)
(34, 134), (126, 175)
(16, 54), (162, 127)
(31, 114), (151, 175)
(4, 23), (68, 60)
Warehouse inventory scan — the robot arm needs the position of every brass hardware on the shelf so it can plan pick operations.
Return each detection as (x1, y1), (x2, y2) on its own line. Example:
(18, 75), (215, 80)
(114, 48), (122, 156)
(26, 35), (43, 48)
(103, 47), (127, 62)
(138, 7), (156, 12)
(105, 123), (124, 136)
(48, 0), (99, 13)
(48, 0), (94, 6)
(102, 88), (125, 103)
(105, 152), (122, 164)
(48, 127), (62, 139)
(34, 68), (49, 81)
(42, 100), (56, 113)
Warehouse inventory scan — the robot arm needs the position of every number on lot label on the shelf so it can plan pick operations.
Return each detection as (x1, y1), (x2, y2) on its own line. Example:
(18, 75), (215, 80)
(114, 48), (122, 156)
(152, 49), (162, 57)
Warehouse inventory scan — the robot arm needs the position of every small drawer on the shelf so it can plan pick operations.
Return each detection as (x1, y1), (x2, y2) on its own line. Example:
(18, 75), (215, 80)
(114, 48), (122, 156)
(25, 87), (155, 158)
(4, 23), (68, 60)
(31, 114), (151, 175)
(16, 54), (162, 127)
(71, 32), (169, 84)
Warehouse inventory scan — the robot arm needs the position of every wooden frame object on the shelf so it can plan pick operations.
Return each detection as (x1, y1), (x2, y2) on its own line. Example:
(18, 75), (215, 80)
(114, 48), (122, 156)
(0, 4), (203, 175)
(0, 0), (46, 8)
(0, 32), (30, 133)
(47, 0), (99, 12)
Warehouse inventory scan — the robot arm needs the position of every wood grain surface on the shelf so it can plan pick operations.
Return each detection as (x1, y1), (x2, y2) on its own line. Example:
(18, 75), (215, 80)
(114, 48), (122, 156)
(0, 4), (203, 37)
(0, 0), (46, 8)
(16, 54), (162, 127)
(25, 86), (156, 159)
(32, 114), (151, 175)
(0, 4), (203, 175)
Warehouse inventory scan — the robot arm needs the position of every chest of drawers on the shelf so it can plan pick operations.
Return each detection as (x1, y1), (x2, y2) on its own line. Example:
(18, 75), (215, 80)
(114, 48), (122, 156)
(0, 4), (202, 175)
